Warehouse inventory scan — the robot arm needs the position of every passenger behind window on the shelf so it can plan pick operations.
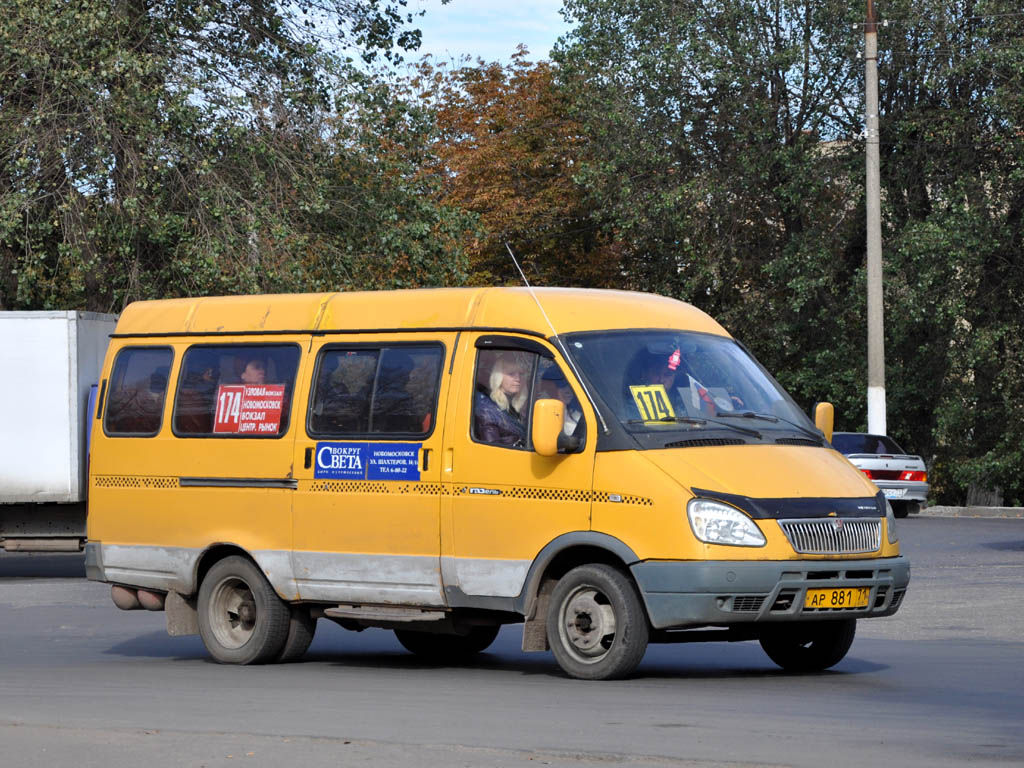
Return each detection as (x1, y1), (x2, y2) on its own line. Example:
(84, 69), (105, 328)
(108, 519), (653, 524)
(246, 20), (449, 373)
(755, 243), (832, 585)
(406, 351), (440, 433)
(236, 352), (292, 435)
(371, 351), (422, 433)
(175, 351), (220, 433)
(539, 364), (584, 439)
(236, 354), (268, 386)
(175, 345), (298, 436)
(312, 351), (376, 433)
(626, 349), (687, 416)
(128, 366), (170, 430)
(311, 346), (441, 436)
(474, 352), (531, 448)
(639, 353), (678, 392)
(629, 347), (745, 419)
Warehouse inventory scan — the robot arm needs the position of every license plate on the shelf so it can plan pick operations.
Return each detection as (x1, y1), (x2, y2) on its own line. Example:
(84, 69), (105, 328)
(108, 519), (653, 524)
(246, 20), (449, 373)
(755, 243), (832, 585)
(804, 587), (871, 609)
(883, 488), (907, 499)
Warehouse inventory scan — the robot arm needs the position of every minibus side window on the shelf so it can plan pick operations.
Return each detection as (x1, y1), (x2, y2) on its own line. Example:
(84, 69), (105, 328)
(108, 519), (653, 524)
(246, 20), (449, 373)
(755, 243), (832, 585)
(104, 347), (174, 436)
(172, 344), (300, 437)
(309, 345), (444, 437)
(471, 349), (539, 450)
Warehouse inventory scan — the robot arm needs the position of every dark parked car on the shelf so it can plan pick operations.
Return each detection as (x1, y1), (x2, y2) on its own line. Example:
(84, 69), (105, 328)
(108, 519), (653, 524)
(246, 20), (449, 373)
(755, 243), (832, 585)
(832, 432), (929, 518)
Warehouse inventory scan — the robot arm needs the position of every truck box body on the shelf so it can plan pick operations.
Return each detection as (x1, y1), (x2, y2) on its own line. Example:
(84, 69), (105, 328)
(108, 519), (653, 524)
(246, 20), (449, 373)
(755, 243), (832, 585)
(0, 311), (116, 509)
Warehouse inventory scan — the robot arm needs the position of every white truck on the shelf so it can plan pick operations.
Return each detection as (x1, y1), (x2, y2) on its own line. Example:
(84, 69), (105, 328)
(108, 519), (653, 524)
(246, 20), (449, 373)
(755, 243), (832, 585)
(0, 311), (117, 552)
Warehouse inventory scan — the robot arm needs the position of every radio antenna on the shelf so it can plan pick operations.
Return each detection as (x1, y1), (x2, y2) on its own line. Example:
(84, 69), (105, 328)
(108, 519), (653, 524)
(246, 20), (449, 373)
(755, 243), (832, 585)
(504, 242), (609, 434)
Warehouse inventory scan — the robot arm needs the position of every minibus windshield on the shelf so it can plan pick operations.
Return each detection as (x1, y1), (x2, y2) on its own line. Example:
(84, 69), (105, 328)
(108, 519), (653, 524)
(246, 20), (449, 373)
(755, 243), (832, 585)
(564, 330), (818, 443)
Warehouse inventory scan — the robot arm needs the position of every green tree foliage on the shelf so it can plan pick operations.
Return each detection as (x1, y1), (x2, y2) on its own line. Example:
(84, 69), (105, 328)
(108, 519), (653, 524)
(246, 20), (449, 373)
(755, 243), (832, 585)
(556, 0), (862, 304)
(554, 0), (871, 440)
(303, 69), (477, 291)
(878, 1), (1024, 502)
(0, 0), (471, 311)
(556, 0), (1024, 503)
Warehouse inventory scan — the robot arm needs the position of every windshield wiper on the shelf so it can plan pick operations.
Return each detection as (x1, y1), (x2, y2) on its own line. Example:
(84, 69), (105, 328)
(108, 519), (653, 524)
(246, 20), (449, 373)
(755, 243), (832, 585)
(626, 415), (762, 439)
(715, 411), (822, 442)
(715, 410), (778, 422)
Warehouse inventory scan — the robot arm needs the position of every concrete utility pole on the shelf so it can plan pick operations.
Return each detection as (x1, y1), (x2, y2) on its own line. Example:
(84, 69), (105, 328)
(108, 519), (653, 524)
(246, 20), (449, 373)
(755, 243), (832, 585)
(864, 0), (886, 435)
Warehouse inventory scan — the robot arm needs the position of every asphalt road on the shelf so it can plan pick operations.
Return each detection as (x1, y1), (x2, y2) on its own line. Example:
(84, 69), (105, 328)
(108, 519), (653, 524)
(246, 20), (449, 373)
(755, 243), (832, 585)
(1, 517), (1022, 768)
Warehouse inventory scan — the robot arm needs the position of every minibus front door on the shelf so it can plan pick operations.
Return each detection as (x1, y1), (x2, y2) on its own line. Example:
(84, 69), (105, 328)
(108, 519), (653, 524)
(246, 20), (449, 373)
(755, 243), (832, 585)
(442, 334), (595, 606)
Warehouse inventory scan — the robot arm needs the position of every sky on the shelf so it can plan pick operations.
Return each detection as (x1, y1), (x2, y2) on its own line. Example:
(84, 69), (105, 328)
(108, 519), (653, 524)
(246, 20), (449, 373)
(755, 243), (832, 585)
(405, 0), (573, 65)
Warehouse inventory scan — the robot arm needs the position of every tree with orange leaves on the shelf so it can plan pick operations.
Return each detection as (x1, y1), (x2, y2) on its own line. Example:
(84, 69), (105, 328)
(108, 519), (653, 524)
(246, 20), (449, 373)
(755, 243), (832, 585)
(411, 48), (620, 287)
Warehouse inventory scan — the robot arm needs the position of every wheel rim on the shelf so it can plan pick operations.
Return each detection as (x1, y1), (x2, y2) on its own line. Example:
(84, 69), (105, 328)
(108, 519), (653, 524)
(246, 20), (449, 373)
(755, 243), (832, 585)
(558, 585), (617, 664)
(208, 576), (258, 650)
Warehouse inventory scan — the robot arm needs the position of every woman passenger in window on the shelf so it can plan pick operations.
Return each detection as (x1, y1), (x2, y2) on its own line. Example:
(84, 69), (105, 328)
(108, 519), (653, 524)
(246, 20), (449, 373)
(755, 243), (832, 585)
(475, 353), (530, 447)
(238, 355), (268, 386)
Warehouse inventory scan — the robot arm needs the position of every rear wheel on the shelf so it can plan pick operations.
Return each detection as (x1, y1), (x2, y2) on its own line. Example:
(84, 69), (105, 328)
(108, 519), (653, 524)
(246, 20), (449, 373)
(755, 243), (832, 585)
(197, 556), (290, 665)
(276, 606), (316, 662)
(546, 564), (649, 680)
(759, 619), (857, 672)
(394, 625), (500, 659)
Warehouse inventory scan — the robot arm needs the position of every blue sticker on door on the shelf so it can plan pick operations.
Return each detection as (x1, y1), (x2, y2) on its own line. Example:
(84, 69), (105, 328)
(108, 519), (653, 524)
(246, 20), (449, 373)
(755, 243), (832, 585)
(367, 444), (421, 481)
(314, 442), (421, 481)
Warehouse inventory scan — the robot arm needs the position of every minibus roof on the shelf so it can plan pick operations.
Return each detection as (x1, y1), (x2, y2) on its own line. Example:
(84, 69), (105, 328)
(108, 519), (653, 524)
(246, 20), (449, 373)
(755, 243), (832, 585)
(113, 288), (731, 338)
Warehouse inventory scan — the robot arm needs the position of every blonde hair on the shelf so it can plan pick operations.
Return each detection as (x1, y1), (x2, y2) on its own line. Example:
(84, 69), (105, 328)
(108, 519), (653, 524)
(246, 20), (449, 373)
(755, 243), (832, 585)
(488, 354), (529, 414)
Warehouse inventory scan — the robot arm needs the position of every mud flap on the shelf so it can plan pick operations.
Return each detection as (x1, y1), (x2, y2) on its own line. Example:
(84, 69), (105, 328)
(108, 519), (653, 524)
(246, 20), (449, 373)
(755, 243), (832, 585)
(165, 591), (199, 637)
(522, 578), (555, 652)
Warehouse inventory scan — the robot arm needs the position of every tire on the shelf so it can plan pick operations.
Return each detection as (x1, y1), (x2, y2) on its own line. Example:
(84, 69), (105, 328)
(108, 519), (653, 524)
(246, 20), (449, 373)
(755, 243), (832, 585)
(276, 606), (316, 663)
(197, 555), (290, 664)
(891, 501), (911, 519)
(394, 625), (500, 660)
(546, 564), (649, 680)
(759, 619), (857, 672)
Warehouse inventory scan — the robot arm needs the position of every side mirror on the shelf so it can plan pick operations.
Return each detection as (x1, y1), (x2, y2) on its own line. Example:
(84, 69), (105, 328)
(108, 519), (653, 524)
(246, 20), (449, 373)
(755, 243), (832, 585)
(813, 402), (834, 443)
(532, 398), (565, 457)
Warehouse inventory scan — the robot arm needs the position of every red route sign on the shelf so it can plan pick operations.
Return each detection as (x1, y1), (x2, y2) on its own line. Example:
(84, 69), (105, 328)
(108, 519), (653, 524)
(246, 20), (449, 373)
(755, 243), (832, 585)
(213, 384), (286, 435)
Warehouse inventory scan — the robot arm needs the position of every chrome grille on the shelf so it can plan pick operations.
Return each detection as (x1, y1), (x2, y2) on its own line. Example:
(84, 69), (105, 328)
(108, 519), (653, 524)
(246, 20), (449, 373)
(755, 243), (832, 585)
(778, 518), (881, 555)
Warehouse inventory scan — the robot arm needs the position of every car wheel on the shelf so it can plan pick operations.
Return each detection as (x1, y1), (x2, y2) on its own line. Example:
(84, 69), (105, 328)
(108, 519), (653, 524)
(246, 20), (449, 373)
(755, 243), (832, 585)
(276, 606), (316, 663)
(891, 501), (911, 518)
(197, 556), (290, 665)
(759, 619), (857, 672)
(546, 564), (649, 680)
(394, 625), (500, 659)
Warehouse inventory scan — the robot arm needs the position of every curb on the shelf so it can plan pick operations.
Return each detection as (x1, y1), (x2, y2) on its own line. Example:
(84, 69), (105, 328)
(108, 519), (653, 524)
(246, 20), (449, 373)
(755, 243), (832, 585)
(917, 505), (1024, 519)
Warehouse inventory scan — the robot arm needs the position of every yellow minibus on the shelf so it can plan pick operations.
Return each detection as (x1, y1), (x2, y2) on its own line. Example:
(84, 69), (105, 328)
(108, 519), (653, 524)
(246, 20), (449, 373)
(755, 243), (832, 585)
(85, 288), (909, 679)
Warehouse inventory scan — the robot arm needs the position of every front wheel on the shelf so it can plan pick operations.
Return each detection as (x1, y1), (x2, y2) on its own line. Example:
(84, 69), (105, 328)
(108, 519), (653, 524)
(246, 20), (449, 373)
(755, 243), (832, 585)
(197, 556), (290, 664)
(546, 564), (649, 680)
(759, 619), (857, 672)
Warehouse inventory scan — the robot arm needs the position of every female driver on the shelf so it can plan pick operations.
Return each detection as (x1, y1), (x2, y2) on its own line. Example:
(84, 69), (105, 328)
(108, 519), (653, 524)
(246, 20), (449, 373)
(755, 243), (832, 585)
(474, 353), (530, 447)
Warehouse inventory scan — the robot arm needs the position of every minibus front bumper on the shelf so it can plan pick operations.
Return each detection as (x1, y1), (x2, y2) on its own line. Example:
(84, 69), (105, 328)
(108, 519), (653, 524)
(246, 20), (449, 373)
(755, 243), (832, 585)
(630, 556), (910, 629)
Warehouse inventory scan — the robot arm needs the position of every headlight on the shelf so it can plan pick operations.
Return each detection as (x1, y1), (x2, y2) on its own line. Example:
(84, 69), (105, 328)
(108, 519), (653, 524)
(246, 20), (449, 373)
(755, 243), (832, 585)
(687, 499), (766, 547)
(885, 500), (899, 544)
